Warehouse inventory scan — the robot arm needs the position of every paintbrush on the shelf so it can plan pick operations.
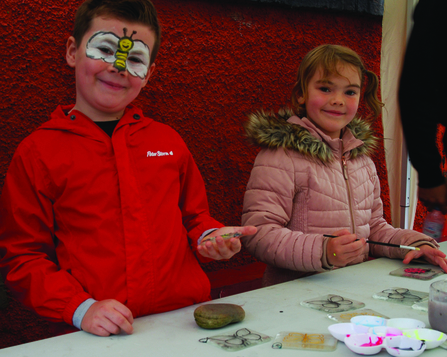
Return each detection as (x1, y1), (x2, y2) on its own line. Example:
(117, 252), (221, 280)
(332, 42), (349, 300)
(323, 234), (420, 251)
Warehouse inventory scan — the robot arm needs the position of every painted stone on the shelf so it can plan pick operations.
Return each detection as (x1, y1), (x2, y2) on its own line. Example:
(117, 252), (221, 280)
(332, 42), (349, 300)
(194, 303), (245, 329)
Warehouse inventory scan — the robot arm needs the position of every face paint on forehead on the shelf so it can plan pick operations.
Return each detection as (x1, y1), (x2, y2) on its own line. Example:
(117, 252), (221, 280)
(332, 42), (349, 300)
(85, 28), (151, 79)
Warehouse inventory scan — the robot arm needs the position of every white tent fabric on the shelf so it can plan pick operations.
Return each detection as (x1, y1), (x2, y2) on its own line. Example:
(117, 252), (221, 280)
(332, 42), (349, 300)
(381, 0), (418, 229)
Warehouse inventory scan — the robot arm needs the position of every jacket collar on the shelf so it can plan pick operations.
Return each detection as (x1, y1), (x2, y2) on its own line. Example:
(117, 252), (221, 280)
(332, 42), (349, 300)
(37, 105), (152, 142)
(244, 108), (378, 163)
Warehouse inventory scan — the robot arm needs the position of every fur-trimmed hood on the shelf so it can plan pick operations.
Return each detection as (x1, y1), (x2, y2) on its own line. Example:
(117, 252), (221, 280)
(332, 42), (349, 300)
(244, 108), (378, 164)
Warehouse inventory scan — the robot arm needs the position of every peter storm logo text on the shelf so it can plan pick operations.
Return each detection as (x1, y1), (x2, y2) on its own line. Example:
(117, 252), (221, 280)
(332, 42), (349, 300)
(147, 151), (173, 157)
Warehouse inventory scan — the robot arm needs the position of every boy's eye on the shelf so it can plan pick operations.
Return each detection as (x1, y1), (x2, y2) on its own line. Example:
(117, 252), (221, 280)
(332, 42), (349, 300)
(98, 46), (113, 55)
(128, 56), (143, 64)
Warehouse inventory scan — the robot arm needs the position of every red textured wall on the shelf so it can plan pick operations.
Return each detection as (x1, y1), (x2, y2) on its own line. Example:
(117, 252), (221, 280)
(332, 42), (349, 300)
(0, 0), (387, 346)
(0, 0), (386, 272)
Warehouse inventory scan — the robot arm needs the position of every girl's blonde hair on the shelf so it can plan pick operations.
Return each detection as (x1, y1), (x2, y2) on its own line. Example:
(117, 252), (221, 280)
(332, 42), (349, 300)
(291, 44), (383, 119)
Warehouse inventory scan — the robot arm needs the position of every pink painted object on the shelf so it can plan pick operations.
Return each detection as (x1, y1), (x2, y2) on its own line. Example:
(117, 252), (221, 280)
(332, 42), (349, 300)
(361, 336), (384, 347)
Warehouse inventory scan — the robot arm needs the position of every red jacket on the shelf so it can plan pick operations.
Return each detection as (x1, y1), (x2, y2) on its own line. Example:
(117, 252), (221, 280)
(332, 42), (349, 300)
(0, 105), (223, 325)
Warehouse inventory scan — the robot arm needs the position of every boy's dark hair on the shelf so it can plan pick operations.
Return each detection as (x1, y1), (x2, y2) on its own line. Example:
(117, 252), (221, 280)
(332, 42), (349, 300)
(73, 0), (161, 65)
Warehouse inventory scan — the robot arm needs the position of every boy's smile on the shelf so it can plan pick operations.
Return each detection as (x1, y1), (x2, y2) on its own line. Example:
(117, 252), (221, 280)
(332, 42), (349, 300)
(66, 17), (156, 121)
(301, 64), (361, 139)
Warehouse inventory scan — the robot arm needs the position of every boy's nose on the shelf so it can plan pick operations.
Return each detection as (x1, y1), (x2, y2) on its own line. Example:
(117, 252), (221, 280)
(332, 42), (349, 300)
(109, 63), (128, 77)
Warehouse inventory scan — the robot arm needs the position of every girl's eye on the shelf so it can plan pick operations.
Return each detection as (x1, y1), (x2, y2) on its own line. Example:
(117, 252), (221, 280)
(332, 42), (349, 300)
(346, 90), (358, 96)
(319, 87), (330, 93)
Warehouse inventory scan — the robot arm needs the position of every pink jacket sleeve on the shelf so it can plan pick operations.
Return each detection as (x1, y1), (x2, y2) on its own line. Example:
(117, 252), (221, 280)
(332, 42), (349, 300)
(367, 169), (439, 258)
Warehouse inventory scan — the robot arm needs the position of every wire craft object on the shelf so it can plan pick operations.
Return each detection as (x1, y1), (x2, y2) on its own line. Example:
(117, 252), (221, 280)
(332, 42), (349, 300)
(389, 266), (444, 280)
(273, 333), (324, 349)
(327, 309), (389, 323)
(199, 328), (271, 351)
(301, 294), (365, 313)
(373, 287), (429, 306)
(272, 332), (337, 351)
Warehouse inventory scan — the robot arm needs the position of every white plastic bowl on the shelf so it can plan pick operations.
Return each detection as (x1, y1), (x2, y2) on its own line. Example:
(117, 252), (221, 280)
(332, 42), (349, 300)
(344, 333), (384, 355)
(370, 326), (403, 337)
(386, 318), (425, 330)
(351, 315), (387, 327)
(328, 323), (369, 342)
(402, 328), (447, 349)
(385, 335), (426, 357)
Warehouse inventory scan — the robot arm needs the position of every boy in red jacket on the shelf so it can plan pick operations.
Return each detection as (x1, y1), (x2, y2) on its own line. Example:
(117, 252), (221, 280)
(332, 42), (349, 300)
(0, 0), (255, 337)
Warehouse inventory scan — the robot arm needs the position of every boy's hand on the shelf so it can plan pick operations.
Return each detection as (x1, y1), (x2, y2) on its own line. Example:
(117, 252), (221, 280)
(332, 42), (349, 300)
(81, 299), (134, 336)
(403, 245), (447, 272)
(326, 229), (367, 267)
(198, 226), (257, 260)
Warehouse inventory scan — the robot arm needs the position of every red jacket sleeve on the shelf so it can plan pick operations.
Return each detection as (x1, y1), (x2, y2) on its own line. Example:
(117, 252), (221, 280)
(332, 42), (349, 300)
(0, 141), (91, 325)
(178, 145), (224, 258)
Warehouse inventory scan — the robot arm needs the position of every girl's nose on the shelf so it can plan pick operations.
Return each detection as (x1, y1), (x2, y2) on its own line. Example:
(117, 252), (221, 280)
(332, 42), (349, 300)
(330, 93), (344, 106)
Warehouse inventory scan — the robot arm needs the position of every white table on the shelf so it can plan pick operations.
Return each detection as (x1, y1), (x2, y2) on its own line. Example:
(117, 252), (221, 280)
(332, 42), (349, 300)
(2, 242), (446, 356)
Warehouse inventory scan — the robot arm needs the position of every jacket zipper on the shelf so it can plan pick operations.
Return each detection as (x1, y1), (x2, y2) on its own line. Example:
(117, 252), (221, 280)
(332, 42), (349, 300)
(342, 150), (356, 234)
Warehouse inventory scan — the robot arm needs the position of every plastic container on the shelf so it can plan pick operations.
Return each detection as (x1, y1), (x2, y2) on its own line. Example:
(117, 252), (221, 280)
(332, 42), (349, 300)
(422, 208), (445, 242)
(402, 328), (447, 349)
(428, 279), (447, 333)
(385, 335), (426, 357)
(328, 323), (369, 341)
(344, 333), (384, 355)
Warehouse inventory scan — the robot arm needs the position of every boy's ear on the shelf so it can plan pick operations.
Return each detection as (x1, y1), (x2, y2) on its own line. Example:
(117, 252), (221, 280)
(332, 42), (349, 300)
(66, 36), (77, 68)
(141, 63), (156, 88)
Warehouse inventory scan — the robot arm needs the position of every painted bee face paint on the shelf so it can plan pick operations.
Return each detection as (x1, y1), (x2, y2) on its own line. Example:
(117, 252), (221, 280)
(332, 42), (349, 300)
(86, 28), (150, 79)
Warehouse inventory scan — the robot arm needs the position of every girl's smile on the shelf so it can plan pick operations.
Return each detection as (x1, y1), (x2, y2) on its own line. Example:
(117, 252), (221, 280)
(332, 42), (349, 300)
(323, 110), (345, 116)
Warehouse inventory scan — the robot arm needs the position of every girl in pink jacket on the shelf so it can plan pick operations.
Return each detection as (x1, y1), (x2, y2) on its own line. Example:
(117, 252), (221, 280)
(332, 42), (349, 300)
(241, 44), (447, 287)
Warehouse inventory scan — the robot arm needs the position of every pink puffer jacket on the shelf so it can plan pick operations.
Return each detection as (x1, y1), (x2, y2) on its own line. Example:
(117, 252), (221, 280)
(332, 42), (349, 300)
(241, 111), (438, 286)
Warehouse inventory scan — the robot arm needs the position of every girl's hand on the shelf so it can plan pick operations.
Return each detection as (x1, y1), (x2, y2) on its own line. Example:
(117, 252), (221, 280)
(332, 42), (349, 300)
(403, 245), (447, 272)
(326, 229), (367, 267)
(197, 226), (257, 260)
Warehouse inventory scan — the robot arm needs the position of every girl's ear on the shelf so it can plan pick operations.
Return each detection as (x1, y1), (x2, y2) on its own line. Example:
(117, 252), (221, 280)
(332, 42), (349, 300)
(66, 36), (77, 68)
(298, 97), (305, 104)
